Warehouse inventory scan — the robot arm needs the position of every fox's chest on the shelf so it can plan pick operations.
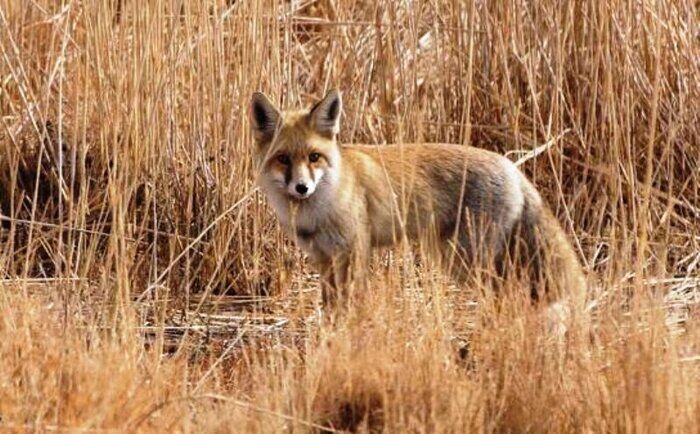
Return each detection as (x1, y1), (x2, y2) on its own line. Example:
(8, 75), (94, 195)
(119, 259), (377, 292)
(266, 193), (347, 260)
(266, 195), (321, 235)
(289, 219), (350, 263)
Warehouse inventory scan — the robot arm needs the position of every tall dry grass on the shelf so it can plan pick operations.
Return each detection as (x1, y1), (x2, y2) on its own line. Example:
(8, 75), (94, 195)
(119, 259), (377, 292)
(0, 0), (698, 432)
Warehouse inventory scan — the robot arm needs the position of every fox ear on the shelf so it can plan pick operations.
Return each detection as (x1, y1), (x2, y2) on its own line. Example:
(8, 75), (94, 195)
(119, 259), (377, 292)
(308, 89), (342, 138)
(250, 92), (281, 143)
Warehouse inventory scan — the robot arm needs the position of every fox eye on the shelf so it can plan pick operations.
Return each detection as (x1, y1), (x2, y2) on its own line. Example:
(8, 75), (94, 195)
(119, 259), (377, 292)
(276, 154), (291, 165)
(309, 152), (321, 163)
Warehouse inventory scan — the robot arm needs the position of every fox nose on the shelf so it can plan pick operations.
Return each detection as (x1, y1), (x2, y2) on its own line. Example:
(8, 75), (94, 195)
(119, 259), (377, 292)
(295, 183), (308, 195)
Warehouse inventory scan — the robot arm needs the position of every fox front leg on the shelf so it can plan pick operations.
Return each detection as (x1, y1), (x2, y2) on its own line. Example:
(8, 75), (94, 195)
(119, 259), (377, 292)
(320, 251), (369, 309)
(318, 254), (352, 309)
(318, 231), (371, 309)
(318, 259), (337, 307)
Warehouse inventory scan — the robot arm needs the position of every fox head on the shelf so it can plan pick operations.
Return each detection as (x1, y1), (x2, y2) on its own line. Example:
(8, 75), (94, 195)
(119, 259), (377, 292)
(249, 90), (342, 201)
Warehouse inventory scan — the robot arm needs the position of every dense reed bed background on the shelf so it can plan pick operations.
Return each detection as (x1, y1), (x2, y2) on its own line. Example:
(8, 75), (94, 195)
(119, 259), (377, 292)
(0, 0), (698, 432)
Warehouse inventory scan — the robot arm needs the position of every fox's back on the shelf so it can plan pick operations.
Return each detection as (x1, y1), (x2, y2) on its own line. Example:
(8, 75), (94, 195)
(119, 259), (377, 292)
(342, 143), (532, 245)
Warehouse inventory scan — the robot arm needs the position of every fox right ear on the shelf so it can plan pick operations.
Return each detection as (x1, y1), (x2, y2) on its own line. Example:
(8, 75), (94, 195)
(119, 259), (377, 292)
(250, 92), (281, 143)
(308, 89), (342, 139)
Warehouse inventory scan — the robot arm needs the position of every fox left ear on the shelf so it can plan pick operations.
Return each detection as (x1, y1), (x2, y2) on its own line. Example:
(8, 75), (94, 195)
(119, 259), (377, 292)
(250, 92), (281, 144)
(308, 89), (342, 138)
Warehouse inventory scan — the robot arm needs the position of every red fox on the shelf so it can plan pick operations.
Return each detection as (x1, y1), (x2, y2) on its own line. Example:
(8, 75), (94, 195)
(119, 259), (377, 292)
(250, 90), (585, 307)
